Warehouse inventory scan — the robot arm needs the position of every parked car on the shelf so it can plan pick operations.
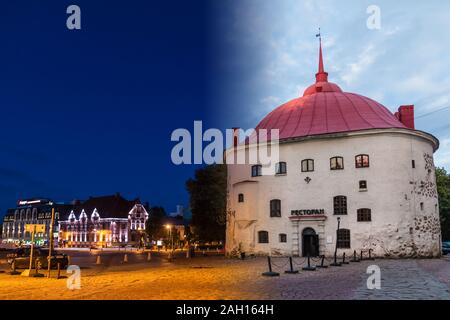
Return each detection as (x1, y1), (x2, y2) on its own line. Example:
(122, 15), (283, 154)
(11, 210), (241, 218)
(443, 242), (450, 255)
(7, 247), (69, 270)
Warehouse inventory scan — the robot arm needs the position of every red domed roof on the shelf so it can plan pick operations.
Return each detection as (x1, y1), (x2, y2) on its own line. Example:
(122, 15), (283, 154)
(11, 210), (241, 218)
(254, 39), (407, 141)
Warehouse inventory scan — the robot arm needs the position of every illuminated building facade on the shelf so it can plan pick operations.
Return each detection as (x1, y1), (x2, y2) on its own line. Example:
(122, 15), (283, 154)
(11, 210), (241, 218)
(2, 194), (149, 248)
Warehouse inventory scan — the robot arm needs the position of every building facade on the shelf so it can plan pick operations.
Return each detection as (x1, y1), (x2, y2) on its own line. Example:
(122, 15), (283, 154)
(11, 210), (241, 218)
(225, 41), (441, 258)
(2, 194), (149, 248)
(1, 199), (73, 246)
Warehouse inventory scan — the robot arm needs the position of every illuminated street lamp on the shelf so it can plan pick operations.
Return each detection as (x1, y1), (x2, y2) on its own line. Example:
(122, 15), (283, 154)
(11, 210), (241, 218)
(165, 224), (174, 252)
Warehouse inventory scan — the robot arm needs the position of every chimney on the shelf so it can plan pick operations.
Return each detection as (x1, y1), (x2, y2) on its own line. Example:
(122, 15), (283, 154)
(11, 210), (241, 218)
(396, 105), (415, 129)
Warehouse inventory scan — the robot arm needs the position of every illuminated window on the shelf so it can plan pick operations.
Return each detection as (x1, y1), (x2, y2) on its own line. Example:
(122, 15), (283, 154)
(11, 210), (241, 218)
(258, 231), (269, 243)
(251, 165), (262, 177)
(333, 196), (347, 215)
(337, 229), (351, 248)
(357, 208), (372, 222)
(270, 199), (281, 217)
(330, 157), (344, 170)
(355, 154), (370, 168)
(275, 162), (287, 175)
(301, 159), (314, 172)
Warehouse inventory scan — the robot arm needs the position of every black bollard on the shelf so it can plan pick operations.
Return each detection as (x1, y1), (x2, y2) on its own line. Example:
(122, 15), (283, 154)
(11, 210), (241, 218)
(9, 259), (20, 275)
(33, 258), (44, 278)
(330, 251), (342, 267)
(285, 257), (299, 274)
(360, 250), (364, 261)
(302, 254), (316, 271)
(316, 255), (328, 269)
(342, 252), (349, 264)
(350, 250), (360, 263)
(262, 256), (280, 277)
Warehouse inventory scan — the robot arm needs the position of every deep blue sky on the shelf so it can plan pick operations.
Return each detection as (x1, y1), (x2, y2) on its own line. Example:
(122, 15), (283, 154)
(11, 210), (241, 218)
(0, 1), (215, 217)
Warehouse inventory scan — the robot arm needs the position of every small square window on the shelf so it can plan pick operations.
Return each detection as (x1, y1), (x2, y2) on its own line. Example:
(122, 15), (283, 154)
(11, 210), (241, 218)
(238, 194), (244, 203)
(330, 157), (344, 170)
(275, 162), (287, 175)
(420, 202), (424, 211)
(279, 233), (287, 243)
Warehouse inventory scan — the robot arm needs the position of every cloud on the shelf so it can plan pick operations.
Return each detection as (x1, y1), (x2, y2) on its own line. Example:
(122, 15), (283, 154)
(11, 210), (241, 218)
(341, 44), (382, 85)
(435, 138), (450, 168)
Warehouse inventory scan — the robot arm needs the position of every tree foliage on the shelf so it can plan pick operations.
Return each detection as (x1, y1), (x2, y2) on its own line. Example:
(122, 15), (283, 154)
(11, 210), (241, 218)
(436, 167), (450, 241)
(186, 164), (227, 242)
(145, 206), (167, 241)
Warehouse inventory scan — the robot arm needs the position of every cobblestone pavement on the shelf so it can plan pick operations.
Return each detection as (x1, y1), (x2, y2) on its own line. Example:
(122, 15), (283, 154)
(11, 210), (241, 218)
(0, 252), (449, 300)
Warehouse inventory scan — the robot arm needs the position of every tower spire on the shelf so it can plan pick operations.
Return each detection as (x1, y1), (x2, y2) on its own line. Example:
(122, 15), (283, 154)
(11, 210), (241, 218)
(315, 28), (328, 83)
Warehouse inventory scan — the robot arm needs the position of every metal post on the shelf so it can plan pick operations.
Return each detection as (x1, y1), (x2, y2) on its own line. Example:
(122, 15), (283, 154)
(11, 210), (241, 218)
(262, 256), (279, 277)
(47, 207), (55, 278)
(302, 253), (316, 271)
(360, 250), (364, 261)
(351, 250), (360, 262)
(330, 217), (342, 266)
(285, 256), (298, 274)
(342, 252), (349, 264)
(316, 255), (328, 268)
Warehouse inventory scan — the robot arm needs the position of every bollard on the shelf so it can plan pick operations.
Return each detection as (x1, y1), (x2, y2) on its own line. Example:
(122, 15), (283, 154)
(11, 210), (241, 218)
(57, 263), (61, 279)
(262, 256), (280, 277)
(302, 254), (316, 271)
(33, 258), (44, 277)
(350, 250), (360, 263)
(285, 257), (299, 274)
(123, 254), (128, 263)
(342, 252), (349, 264)
(360, 250), (364, 261)
(368, 249), (375, 260)
(67, 255), (71, 265)
(316, 255), (328, 269)
(9, 259), (20, 275)
(330, 252), (342, 267)
(168, 252), (173, 262)
(148, 251), (152, 261)
(96, 255), (102, 265)
(186, 248), (190, 259)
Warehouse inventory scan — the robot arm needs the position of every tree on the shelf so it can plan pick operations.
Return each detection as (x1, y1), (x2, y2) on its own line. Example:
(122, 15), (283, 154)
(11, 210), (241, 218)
(436, 167), (450, 241)
(145, 206), (167, 241)
(186, 164), (227, 242)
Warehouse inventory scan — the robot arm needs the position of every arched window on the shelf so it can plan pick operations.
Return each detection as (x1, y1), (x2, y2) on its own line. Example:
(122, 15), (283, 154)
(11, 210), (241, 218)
(251, 165), (262, 177)
(26, 209), (31, 221)
(279, 233), (287, 243)
(301, 159), (314, 172)
(330, 157), (344, 170)
(20, 209), (25, 221)
(32, 208), (37, 220)
(355, 154), (370, 168)
(333, 196), (347, 215)
(270, 199), (281, 217)
(258, 231), (269, 243)
(238, 193), (244, 203)
(14, 210), (19, 221)
(357, 208), (371, 222)
(337, 229), (351, 248)
(275, 162), (287, 175)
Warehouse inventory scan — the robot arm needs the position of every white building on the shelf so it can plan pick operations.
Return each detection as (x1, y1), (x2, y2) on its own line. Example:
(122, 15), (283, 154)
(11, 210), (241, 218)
(225, 41), (441, 258)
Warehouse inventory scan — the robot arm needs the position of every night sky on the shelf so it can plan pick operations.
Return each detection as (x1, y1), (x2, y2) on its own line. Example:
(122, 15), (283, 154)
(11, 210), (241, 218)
(0, 1), (216, 217)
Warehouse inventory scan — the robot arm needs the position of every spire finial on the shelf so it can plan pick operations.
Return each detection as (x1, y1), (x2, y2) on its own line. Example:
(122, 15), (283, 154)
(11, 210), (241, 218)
(315, 28), (328, 83)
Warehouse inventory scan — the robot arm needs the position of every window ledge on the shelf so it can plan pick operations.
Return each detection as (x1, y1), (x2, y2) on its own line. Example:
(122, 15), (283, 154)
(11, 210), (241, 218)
(359, 189), (368, 192)
(275, 173), (287, 176)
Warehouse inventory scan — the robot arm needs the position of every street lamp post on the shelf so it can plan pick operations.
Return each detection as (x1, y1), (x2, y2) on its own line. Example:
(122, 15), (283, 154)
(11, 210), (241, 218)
(330, 216), (342, 267)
